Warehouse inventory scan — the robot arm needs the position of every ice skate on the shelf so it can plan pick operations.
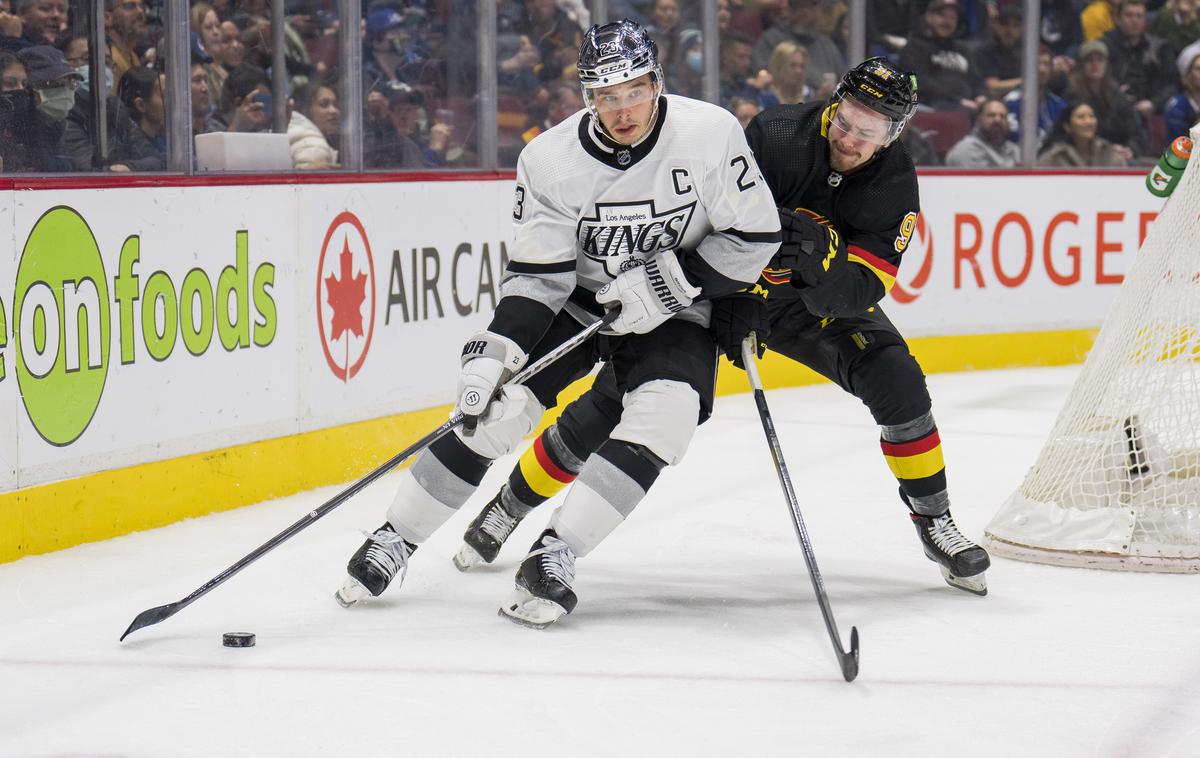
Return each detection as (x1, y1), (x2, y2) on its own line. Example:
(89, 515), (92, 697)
(499, 529), (578, 629)
(911, 512), (990, 596)
(335, 523), (417, 608)
(453, 495), (525, 571)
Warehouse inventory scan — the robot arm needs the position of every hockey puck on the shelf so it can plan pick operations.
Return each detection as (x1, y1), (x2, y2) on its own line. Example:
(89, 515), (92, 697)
(222, 632), (256, 648)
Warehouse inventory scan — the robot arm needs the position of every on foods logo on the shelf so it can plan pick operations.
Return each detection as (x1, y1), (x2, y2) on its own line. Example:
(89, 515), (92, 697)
(6, 206), (278, 447)
(317, 211), (376, 381)
(890, 212), (933, 304)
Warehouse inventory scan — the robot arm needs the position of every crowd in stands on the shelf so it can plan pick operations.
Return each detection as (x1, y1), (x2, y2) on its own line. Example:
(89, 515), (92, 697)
(1, 0), (1198, 173)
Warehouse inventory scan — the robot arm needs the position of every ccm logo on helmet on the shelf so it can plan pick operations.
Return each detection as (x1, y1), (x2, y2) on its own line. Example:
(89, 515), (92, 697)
(596, 60), (633, 76)
(858, 82), (884, 98)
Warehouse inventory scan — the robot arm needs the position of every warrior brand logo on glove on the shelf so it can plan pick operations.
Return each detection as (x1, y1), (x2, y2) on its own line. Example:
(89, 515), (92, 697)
(643, 258), (686, 312)
(578, 200), (697, 277)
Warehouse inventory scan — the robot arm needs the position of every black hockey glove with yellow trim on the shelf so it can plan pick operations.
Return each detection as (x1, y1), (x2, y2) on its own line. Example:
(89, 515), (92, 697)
(709, 286), (769, 370)
(775, 208), (846, 289)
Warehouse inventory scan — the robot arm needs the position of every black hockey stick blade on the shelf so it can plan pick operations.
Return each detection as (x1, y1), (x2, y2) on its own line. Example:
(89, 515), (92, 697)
(119, 312), (617, 642)
(120, 601), (187, 641)
(840, 626), (860, 682)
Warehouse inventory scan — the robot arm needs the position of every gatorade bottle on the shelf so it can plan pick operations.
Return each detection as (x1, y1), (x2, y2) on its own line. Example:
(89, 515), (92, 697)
(1146, 136), (1192, 197)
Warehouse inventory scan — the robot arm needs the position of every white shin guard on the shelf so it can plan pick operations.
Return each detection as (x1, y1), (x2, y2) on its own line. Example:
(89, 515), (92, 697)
(386, 469), (460, 545)
(549, 480), (626, 558)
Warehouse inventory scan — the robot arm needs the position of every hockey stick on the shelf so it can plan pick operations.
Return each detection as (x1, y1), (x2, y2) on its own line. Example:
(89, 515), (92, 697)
(119, 311), (616, 641)
(741, 334), (860, 682)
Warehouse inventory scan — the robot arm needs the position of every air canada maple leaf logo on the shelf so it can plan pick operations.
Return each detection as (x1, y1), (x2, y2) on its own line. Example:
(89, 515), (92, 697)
(317, 211), (376, 381)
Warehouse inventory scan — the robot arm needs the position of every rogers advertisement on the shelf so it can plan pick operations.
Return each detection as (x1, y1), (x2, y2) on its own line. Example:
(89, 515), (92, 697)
(886, 171), (1161, 337)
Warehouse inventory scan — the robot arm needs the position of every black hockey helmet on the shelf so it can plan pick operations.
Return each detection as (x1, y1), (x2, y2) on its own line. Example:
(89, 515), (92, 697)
(830, 57), (918, 145)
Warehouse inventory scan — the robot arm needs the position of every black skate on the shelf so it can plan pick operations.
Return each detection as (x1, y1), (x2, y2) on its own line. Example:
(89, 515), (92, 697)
(335, 522), (417, 608)
(499, 529), (577, 629)
(911, 512), (990, 596)
(453, 495), (524, 571)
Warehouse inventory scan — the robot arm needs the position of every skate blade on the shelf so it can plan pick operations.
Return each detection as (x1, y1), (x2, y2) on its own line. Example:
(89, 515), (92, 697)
(452, 543), (488, 572)
(498, 586), (567, 630)
(940, 566), (988, 596)
(335, 576), (373, 608)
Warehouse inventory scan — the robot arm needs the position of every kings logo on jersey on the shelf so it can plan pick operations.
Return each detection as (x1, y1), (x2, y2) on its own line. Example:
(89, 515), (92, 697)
(577, 199), (696, 278)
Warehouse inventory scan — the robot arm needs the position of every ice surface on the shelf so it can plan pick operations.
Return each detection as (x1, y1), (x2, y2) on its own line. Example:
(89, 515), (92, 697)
(2, 366), (1198, 758)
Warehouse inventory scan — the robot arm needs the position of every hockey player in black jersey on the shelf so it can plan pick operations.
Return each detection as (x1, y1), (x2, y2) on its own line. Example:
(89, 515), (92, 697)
(454, 57), (991, 596)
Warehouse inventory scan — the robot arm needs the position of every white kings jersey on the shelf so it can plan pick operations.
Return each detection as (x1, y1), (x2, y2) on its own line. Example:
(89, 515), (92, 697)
(492, 94), (782, 353)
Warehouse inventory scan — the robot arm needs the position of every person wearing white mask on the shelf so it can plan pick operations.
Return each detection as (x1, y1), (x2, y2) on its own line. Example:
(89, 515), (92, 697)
(14, 44), (77, 171)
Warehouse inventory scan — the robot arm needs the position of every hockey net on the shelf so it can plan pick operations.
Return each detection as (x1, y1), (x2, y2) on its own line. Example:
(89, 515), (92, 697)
(984, 133), (1200, 573)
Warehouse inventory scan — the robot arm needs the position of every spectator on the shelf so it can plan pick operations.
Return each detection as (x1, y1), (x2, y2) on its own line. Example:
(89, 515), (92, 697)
(192, 5), (227, 106)
(719, 32), (760, 106)
(9, 0), (66, 48)
(110, 66), (165, 171)
(975, 4), (1023, 99)
(190, 58), (221, 136)
(60, 35), (119, 170)
(364, 80), (425, 168)
(667, 26), (702, 98)
(899, 0), (987, 112)
(520, 0), (583, 82)
(218, 21), (244, 69)
(1004, 44), (1067, 145)
(289, 78), (339, 168)
(830, 9), (849, 61)
(0, 1), (21, 50)
(282, 0), (317, 91)
(1164, 44), (1200, 140)
(728, 94), (761, 129)
(1037, 100), (1129, 166)
(0, 51), (37, 170)
(106, 0), (146, 94)
(16, 44), (75, 170)
(1068, 39), (1143, 156)
(1101, 0), (1176, 118)
(1041, 0), (1084, 57)
(1151, 0), (1200, 55)
(900, 121), (941, 165)
(1081, 0), (1116, 41)
(752, 0), (844, 89)
(521, 79), (582, 144)
(363, 6), (408, 93)
(717, 0), (732, 33)
(232, 0), (269, 28)
(946, 97), (1022, 167)
(758, 40), (812, 107)
(815, 0), (846, 37)
(646, 0), (682, 67)
(214, 63), (270, 132)
(868, 0), (920, 55)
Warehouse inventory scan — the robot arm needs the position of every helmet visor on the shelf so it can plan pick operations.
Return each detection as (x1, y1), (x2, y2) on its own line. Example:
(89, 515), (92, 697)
(584, 74), (660, 114)
(828, 94), (903, 146)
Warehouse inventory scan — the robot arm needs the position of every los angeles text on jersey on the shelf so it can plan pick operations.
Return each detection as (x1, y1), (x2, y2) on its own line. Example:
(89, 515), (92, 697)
(577, 199), (696, 276)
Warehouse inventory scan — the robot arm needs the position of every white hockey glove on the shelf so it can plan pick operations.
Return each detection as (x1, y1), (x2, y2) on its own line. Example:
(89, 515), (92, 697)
(455, 384), (543, 459)
(457, 331), (528, 434)
(595, 250), (701, 335)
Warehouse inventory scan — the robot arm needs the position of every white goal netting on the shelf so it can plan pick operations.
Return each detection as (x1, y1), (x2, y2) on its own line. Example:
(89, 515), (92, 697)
(984, 131), (1200, 573)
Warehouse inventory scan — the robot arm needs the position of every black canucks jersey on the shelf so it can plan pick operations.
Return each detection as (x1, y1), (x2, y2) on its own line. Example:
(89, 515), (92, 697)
(744, 102), (921, 317)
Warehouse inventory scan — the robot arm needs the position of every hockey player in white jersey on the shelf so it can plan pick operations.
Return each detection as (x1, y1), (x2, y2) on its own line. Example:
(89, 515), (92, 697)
(334, 19), (781, 628)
